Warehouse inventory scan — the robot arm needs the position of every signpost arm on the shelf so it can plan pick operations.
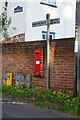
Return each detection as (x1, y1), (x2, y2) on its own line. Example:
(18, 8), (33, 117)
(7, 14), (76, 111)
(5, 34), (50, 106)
(46, 14), (50, 90)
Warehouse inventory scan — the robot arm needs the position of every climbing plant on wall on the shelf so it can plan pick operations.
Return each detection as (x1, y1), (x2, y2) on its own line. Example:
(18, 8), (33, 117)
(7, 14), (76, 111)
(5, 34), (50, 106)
(0, 0), (16, 39)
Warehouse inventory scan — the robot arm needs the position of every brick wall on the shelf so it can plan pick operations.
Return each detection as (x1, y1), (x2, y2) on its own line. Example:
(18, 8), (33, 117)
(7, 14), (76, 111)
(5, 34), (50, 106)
(2, 38), (75, 93)
(0, 33), (25, 44)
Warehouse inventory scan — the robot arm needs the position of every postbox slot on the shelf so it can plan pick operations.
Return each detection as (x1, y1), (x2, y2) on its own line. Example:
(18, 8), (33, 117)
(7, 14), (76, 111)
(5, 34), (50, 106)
(35, 52), (39, 54)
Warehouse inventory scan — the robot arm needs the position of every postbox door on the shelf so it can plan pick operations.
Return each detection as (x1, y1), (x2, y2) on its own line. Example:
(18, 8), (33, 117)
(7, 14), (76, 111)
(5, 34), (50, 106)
(35, 49), (41, 74)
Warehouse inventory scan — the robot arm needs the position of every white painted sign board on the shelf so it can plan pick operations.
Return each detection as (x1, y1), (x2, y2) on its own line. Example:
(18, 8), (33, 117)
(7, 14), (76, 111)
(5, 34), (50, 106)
(32, 18), (60, 27)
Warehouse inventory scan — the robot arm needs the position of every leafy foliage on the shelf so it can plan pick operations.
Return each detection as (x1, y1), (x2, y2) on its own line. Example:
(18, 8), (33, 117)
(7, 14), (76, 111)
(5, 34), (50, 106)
(2, 84), (80, 115)
(0, 0), (16, 39)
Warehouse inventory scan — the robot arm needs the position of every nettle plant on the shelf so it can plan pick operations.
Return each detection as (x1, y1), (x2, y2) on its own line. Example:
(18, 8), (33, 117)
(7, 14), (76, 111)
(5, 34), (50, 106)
(0, 0), (16, 39)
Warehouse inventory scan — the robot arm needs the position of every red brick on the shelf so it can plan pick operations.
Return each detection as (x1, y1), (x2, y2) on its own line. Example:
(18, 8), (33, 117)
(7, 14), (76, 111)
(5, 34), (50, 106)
(2, 37), (75, 93)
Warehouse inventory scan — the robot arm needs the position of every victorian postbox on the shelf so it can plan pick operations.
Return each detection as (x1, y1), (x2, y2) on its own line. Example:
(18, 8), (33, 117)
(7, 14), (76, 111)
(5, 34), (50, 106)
(35, 49), (41, 74)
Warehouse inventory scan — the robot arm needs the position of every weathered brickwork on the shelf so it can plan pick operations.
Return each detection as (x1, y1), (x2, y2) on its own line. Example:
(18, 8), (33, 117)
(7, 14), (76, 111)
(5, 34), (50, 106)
(50, 39), (74, 93)
(0, 33), (25, 44)
(2, 38), (75, 93)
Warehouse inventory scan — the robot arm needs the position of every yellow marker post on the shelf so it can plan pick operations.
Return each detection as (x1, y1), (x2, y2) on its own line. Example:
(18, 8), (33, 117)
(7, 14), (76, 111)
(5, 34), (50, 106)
(7, 73), (12, 86)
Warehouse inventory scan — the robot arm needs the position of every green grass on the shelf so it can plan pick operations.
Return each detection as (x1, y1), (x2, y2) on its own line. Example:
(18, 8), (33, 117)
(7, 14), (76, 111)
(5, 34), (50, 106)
(2, 84), (80, 115)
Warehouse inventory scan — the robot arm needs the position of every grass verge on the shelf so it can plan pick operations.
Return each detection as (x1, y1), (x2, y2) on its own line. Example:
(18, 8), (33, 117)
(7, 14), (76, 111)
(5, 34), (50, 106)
(2, 84), (80, 115)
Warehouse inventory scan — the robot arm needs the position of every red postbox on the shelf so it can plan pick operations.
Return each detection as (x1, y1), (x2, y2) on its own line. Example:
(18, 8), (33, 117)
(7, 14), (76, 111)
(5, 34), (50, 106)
(35, 49), (41, 74)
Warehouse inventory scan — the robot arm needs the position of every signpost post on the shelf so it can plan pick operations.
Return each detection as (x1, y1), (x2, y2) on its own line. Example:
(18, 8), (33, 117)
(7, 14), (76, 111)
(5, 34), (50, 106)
(32, 16), (60, 90)
(46, 14), (50, 90)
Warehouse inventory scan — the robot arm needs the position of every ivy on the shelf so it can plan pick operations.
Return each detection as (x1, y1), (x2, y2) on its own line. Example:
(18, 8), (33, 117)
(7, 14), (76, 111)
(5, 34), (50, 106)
(0, 0), (16, 39)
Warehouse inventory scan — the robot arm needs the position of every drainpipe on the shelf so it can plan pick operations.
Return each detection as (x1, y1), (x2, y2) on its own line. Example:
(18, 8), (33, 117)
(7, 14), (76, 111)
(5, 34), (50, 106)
(73, 52), (77, 97)
(73, 2), (78, 97)
(77, 1), (80, 97)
